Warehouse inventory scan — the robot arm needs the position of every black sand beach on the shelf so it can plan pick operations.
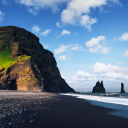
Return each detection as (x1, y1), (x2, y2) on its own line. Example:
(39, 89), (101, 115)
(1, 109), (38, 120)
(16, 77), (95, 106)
(0, 91), (128, 128)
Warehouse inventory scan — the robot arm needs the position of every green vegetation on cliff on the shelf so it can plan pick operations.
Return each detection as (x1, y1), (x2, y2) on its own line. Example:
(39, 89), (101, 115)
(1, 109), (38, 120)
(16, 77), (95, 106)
(0, 49), (17, 70)
(0, 49), (30, 71)
(23, 78), (38, 83)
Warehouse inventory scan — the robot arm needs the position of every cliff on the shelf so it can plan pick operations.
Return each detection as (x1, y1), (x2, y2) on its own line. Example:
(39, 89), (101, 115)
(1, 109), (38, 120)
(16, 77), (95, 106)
(0, 26), (75, 92)
(92, 81), (106, 93)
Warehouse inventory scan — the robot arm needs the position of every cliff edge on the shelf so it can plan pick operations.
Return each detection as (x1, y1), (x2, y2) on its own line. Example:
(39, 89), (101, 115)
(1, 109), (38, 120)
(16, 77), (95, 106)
(0, 26), (75, 92)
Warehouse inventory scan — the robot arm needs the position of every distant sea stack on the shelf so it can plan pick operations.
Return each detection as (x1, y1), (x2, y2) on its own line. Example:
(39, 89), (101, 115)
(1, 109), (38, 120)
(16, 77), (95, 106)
(120, 83), (125, 93)
(92, 81), (106, 93)
(0, 26), (75, 93)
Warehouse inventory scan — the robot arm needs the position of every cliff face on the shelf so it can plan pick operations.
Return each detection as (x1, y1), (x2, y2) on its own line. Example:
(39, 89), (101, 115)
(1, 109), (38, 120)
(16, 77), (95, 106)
(0, 26), (75, 92)
(92, 81), (106, 93)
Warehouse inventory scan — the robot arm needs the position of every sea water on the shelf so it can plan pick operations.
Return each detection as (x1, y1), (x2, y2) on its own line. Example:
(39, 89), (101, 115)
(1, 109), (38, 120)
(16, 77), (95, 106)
(62, 92), (128, 119)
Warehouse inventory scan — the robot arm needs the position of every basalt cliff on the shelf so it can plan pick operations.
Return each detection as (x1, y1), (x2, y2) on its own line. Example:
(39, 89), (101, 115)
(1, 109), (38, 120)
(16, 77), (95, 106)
(0, 26), (75, 92)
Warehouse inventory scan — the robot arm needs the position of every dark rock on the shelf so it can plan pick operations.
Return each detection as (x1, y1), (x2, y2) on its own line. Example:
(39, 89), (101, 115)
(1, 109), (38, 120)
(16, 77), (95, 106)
(120, 83), (125, 93)
(92, 81), (106, 93)
(0, 26), (75, 93)
(0, 68), (4, 72)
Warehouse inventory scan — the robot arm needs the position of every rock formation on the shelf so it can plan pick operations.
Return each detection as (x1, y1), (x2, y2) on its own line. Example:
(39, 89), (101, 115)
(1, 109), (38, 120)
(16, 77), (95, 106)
(0, 26), (75, 92)
(120, 83), (125, 93)
(92, 81), (106, 93)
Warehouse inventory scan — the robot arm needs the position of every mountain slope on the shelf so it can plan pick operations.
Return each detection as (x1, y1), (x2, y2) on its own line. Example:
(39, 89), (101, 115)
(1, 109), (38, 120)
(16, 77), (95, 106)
(0, 26), (75, 92)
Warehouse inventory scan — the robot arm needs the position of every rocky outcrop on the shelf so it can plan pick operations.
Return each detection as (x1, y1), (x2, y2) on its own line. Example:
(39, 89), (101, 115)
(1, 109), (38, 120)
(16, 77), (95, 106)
(120, 83), (125, 93)
(0, 26), (75, 92)
(92, 81), (106, 93)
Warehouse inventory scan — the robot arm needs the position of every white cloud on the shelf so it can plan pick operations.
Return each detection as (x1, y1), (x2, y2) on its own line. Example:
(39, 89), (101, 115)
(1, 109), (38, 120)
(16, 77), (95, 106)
(55, 44), (83, 55)
(63, 71), (95, 90)
(93, 62), (108, 73)
(16, 0), (68, 13)
(89, 46), (109, 54)
(41, 29), (52, 36)
(80, 15), (97, 31)
(32, 25), (52, 36)
(16, 0), (121, 30)
(71, 45), (83, 51)
(71, 46), (79, 51)
(64, 62), (128, 91)
(56, 22), (61, 27)
(55, 44), (83, 61)
(86, 36), (106, 47)
(28, 8), (38, 15)
(0, 11), (4, 22)
(16, 0), (33, 6)
(108, 0), (122, 5)
(75, 62), (128, 81)
(100, 47), (109, 54)
(61, 30), (71, 36)
(32, 25), (40, 33)
(123, 50), (128, 57)
(85, 36), (109, 54)
(74, 71), (95, 81)
(58, 55), (67, 60)
(55, 45), (70, 55)
(119, 32), (128, 41)
(61, 0), (107, 30)
(93, 62), (128, 80)
(61, 0), (121, 30)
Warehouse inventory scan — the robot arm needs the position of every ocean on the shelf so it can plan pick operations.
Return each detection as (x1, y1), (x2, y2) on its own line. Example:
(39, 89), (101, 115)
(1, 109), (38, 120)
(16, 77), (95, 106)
(62, 92), (128, 119)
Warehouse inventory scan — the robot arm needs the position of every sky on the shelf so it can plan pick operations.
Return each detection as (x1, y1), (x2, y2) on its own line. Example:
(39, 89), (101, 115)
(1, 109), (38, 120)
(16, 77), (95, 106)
(0, 0), (128, 92)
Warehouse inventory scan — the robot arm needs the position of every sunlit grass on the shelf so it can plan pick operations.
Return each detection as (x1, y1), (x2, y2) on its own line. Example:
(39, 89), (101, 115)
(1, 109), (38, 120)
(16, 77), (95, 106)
(0, 49), (30, 71)
(0, 49), (17, 70)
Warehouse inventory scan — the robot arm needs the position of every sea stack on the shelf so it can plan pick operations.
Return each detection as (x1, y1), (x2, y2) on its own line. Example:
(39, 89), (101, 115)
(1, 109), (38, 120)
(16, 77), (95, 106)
(120, 83), (125, 93)
(92, 81), (106, 93)
(0, 26), (75, 93)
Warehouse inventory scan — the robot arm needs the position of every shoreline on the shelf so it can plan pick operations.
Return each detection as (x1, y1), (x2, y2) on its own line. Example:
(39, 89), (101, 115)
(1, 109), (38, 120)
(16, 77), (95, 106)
(0, 91), (128, 128)
(62, 93), (128, 119)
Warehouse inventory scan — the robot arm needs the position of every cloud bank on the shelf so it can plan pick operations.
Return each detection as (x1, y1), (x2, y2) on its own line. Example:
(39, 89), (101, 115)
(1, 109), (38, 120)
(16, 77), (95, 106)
(16, 0), (121, 30)
(64, 62), (128, 91)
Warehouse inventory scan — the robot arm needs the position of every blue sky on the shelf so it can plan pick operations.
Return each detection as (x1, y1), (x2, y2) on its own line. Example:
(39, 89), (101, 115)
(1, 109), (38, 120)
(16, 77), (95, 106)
(0, 0), (128, 92)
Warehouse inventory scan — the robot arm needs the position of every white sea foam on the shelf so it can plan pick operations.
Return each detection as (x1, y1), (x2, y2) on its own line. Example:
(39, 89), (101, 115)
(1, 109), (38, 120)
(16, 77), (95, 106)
(62, 93), (128, 119)
(62, 93), (128, 106)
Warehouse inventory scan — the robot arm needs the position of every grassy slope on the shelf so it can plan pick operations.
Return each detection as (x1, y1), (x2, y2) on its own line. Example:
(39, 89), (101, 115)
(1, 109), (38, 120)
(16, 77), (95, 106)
(0, 49), (30, 70)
